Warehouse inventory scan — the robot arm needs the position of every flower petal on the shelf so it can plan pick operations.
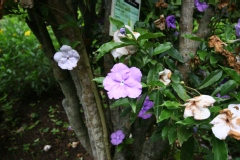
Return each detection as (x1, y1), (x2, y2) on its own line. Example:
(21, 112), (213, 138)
(210, 114), (230, 140)
(60, 45), (72, 52)
(129, 67), (142, 82)
(54, 52), (64, 62)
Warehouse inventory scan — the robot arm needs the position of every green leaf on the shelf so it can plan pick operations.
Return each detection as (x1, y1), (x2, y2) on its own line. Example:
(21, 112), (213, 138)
(212, 136), (228, 160)
(153, 42), (172, 56)
(147, 64), (162, 84)
(154, 90), (163, 118)
(177, 126), (193, 145)
(168, 126), (177, 145)
(137, 32), (165, 41)
(211, 80), (237, 96)
(176, 117), (210, 125)
(163, 89), (178, 101)
(210, 106), (222, 113)
(182, 34), (204, 42)
(120, 106), (131, 117)
(158, 109), (173, 122)
(129, 98), (137, 113)
(92, 77), (105, 83)
(221, 66), (240, 84)
(197, 50), (208, 61)
(109, 16), (124, 28)
(166, 47), (184, 63)
(180, 136), (194, 160)
(110, 98), (129, 108)
(171, 82), (190, 101)
(124, 138), (134, 144)
(161, 101), (181, 109)
(162, 126), (171, 140)
(198, 70), (223, 89)
(96, 42), (128, 61)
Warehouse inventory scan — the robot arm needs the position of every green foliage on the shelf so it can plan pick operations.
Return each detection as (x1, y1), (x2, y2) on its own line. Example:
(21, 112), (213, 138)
(98, 7), (240, 157)
(0, 15), (57, 97)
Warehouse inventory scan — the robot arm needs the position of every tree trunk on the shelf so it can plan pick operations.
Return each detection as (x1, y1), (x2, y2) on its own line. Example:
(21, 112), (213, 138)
(25, 8), (92, 155)
(43, 1), (111, 159)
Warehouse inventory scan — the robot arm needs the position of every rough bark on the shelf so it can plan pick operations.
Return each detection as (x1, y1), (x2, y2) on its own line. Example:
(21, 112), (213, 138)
(178, 1), (214, 82)
(139, 138), (169, 160)
(178, 0), (195, 82)
(25, 8), (92, 155)
(42, 1), (111, 159)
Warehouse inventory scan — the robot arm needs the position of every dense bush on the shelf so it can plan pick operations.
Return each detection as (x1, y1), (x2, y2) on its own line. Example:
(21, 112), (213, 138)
(0, 15), (57, 97)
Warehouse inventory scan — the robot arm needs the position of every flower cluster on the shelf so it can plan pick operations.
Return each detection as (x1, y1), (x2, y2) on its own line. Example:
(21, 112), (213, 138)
(54, 45), (80, 70)
(138, 96), (154, 119)
(194, 0), (209, 12)
(183, 95), (216, 120)
(110, 130), (125, 145)
(210, 104), (240, 140)
(111, 25), (140, 59)
(103, 63), (142, 99)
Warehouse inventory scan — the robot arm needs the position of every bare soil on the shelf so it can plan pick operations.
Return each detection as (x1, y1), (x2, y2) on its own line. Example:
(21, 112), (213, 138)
(0, 90), (92, 160)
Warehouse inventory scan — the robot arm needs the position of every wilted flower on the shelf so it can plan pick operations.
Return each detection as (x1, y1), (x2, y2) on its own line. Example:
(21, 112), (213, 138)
(111, 25), (140, 59)
(103, 63), (142, 99)
(166, 15), (176, 29)
(183, 95), (216, 120)
(154, 15), (166, 30)
(71, 141), (79, 148)
(194, 0), (209, 12)
(54, 45), (80, 70)
(138, 96), (154, 119)
(210, 104), (240, 140)
(155, 0), (168, 8)
(159, 69), (172, 85)
(110, 130), (125, 145)
(235, 19), (240, 37)
(43, 145), (51, 151)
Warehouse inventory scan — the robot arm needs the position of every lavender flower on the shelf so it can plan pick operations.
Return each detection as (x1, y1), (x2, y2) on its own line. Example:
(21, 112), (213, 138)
(119, 28), (126, 34)
(194, 0), (209, 12)
(103, 63), (142, 99)
(110, 130), (125, 145)
(235, 19), (240, 37)
(54, 45), (80, 70)
(166, 15), (176, 29)
(216, 93), (230, 99)
(138, 96), (154, 119)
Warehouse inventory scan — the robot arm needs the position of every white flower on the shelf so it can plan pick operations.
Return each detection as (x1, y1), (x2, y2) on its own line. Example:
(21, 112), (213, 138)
(43, 145), (51, 151)
(210, 104), (240, 140)
(111, 25), (140, 59)
(54, 45), (80, 70)
(183, 95), (216, 120)
(159, 69), (172, 85)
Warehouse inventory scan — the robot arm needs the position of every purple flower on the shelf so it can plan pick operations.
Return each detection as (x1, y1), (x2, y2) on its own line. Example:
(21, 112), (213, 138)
(68, 126), (73, 131)
(166, 15), (176, 29)
(174, 31), (179, 37)
(54, 45), (80, 70)
(138, 96), (154, 119)
(119, 28), (126, 34)
(194, 0), (209, 12)
(110, 130), (125, 145)
(103, 63), (142, 99)
(216, 93), (230, 99)
(235, 19), (240, 37)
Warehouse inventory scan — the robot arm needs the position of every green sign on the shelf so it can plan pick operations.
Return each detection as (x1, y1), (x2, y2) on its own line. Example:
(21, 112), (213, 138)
(109, 0), (141, 36)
